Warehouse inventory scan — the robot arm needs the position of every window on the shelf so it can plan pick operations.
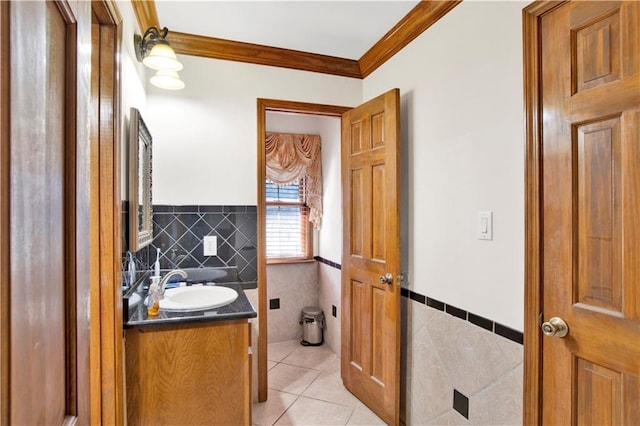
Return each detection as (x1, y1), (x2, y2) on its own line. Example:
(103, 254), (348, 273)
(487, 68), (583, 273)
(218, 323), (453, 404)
(265, 179), (311, 260)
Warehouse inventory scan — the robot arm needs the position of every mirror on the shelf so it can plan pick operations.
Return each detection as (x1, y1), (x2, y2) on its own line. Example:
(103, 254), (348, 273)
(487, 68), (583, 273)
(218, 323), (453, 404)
(129, 107), (153, 251)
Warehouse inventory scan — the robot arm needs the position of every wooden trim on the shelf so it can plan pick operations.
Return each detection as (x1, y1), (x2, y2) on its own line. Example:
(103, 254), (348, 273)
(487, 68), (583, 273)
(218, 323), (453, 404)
(522, 2), (566, 425)
(93, 0), (122, 26)
(258, 99), (351, 117)
(266, 258), (317, 266)
(167, 31), (362, 79)
(256, 99), (268, 402)
(0, 2), (9, 424)
(257, 99), (350, 402)
(111, 20), (124, 425)
(89, 19), (101, 424)
(59, 1), (79, 418)
(135, 0), (459, 79)
(358, 0), (462, 78)
(91, 1), (124, 424)
(130, 0), (158, 32)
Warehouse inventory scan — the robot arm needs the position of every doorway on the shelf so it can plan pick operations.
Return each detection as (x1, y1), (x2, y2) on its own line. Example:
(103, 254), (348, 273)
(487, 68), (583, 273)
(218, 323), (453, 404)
(256, 99), (350, 404)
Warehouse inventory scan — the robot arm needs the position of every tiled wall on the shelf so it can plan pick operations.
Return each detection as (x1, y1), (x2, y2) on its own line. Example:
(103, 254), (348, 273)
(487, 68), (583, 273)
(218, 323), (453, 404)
(401, 295), (523, 425)
(317, 258), (341, 357)
(121, 201), (153, 285)
(265, 259), (523, 425)
(124, 204), (258, 285)
(244, 288), (260, 403)
(266, 262), (319, 343)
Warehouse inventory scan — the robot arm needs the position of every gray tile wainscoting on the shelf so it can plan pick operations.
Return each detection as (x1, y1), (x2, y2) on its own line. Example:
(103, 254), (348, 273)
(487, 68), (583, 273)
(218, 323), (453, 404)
(317, 260), (341, 358)
(401, 294), (523, 425)
(267, 262), (319, 343)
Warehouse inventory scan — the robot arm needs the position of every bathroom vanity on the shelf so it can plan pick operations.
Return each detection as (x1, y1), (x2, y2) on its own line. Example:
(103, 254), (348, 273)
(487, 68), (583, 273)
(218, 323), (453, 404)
(124, 281), (256, 425)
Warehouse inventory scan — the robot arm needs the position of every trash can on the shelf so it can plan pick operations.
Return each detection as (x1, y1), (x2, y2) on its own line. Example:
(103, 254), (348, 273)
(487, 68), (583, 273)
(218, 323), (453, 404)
(300, 306), (324, 346)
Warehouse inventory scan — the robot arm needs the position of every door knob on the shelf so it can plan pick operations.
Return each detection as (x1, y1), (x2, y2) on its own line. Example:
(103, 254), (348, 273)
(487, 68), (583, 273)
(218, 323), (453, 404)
(379, 273), (393, 284)
(541, 316), (569, 338)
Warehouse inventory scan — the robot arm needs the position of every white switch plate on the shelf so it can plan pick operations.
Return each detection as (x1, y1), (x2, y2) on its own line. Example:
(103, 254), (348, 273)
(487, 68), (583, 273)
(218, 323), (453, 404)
(477, 211), (493, 240)
(203, 235), (217, 256)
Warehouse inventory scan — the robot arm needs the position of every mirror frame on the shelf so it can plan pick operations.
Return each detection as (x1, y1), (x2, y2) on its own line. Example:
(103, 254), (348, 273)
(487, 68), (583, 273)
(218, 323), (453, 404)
(128, 107), (153, 251)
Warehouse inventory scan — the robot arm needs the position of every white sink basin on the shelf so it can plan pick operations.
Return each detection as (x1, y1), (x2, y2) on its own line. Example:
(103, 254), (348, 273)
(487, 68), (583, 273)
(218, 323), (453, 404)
(128, 293), (142, 309)
(159, 286), (238, 312)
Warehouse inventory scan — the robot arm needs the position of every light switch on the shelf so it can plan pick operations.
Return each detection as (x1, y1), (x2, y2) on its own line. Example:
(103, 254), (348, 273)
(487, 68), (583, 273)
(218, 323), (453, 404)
(203, 235), (217, 256)
(477, 211), (493, 240)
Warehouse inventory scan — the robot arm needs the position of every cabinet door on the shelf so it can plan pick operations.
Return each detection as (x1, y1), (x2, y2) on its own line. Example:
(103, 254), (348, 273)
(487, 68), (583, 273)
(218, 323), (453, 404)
(126, 320), (250, 425)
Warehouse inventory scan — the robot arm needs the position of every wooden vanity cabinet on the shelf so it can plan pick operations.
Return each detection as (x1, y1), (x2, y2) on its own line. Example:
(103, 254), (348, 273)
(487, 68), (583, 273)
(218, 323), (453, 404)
(125, 319), (251, 425)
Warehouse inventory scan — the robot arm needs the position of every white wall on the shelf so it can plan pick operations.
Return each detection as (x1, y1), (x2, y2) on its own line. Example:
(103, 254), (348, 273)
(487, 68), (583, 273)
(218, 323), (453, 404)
(266, 112), (320, 134)
(316, 117), (342, 263)
(117, 1), (147, 199)
(146, 56), (360, 206)
(363, 1), (526, 330)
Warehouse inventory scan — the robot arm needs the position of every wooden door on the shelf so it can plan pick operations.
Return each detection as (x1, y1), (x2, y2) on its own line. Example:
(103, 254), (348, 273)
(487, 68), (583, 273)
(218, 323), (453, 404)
(539, 1), (639, 423)
(341, 88), (401, 425)
(5, 1), (81, 423)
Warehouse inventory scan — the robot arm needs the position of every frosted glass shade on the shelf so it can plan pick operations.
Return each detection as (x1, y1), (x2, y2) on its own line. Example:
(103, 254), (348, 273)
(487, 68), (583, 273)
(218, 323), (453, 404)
(150, 69), (185, 90)
(142, 41), (183, 71)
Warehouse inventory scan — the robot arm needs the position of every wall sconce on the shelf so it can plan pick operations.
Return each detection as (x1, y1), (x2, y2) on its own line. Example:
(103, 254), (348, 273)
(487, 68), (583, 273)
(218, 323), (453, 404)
(134, 27), (185, 90)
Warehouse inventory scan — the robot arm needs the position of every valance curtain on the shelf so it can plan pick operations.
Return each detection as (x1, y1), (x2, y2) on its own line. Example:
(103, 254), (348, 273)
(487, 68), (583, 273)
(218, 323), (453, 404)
(265, 132), (322, 229)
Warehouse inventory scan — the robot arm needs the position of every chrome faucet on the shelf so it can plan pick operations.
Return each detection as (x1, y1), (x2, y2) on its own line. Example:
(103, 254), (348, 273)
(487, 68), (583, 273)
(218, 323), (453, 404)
(158, 269), (188, 298)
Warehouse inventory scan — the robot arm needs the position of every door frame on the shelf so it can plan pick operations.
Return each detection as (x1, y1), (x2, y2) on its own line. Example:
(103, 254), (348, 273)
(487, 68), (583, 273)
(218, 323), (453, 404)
(522, 2), (566, 424)
(0, 2), (9, 422)
(256, 99), (351, 401)
(90, 1), (124, 423)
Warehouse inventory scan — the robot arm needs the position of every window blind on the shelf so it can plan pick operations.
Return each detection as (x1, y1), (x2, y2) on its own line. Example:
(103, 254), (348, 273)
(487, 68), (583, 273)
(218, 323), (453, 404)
(265, 180), (309, 259)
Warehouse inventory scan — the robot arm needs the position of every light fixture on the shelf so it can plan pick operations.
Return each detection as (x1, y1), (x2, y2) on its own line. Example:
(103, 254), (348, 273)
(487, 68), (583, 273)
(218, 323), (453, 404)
(150, 69), (186, 91)
(134, 26), (185, 89)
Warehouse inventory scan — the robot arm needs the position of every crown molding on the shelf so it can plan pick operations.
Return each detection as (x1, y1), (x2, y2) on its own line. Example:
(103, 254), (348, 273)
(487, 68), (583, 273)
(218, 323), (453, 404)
(166, 31), (362, 78)
(359, 1), (462, 78)
(131, 0), (159, 32)
(131, 0), (461, 79)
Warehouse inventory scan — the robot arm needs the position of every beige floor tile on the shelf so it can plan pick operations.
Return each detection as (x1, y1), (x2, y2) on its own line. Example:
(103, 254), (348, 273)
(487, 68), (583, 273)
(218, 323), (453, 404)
(346, 404), (386, 425)
(269, 363), (320, 395)
(252, 390), (298, 426)
(319, 354), (341, 373)
(424, 409), (470, 425)
(268, 360), (278, 371)
(281, 344), (337, 370)
(302, 371), (360, 408)
(274, 396), (354, 426)
(269, 340), (302, 362)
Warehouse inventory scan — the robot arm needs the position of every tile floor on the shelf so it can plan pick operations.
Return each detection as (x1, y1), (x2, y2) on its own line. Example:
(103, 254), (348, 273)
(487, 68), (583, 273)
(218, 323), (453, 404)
(252, 341), (386, 426)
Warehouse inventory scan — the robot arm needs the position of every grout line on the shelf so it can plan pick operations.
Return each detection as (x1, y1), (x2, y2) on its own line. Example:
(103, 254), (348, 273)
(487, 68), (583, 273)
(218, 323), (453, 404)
(271, 392), (302, 426)
(265, 343), (360, 425)
(466, 361), (524, 399)
(344, 407), (358, 425)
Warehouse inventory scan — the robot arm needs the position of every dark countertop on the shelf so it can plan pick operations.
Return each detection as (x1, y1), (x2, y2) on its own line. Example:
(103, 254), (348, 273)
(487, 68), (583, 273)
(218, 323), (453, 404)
(124, 282), (257, 329)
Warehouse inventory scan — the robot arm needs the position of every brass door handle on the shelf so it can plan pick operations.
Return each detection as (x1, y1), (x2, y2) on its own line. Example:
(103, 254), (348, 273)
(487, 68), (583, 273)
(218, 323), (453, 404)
(379, 273), (393, 284)
(541, 317), (569, 338)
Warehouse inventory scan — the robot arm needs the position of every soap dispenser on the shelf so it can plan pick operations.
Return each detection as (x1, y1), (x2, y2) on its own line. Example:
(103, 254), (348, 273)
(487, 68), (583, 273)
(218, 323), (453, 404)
(147, 276), (161, 316)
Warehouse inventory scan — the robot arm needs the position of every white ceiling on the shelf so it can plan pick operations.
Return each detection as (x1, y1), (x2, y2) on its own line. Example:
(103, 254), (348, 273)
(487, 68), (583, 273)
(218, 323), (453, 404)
(154, 1), (421, 59)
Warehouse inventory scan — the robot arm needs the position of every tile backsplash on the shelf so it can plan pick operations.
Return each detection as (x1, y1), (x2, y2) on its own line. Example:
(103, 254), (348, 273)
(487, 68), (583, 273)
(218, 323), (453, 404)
(124, 204), (257, 285)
